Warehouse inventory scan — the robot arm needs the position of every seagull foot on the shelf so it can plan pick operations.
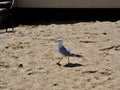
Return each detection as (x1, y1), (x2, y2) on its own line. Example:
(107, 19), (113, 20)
(56, 62), (61, 66)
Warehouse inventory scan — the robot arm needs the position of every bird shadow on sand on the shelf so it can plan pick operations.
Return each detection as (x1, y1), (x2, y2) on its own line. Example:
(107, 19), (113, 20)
(64, 63), (84, 68)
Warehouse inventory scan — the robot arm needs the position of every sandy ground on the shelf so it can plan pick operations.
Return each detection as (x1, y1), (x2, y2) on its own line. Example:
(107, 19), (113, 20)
(0, 20), (120, 90)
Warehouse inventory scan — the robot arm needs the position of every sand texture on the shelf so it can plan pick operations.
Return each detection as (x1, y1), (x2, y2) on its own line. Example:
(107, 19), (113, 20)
(0, 21), (120, 90)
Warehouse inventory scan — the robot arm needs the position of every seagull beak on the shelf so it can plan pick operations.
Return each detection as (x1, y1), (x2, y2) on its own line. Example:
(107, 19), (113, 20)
(55, 40), (58, 42)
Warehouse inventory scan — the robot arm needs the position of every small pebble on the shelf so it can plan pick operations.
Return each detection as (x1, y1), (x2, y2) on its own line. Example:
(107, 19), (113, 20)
(18, 64), (23, 68)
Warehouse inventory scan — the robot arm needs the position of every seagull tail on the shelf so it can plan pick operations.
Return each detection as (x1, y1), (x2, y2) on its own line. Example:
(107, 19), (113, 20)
(74, 54), (83, 57)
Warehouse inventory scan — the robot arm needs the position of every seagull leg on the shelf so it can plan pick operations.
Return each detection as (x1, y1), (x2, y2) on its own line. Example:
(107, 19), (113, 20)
(68, 57), (70, 64)
(58, 59), (62, 63)
(57, 57), (63, 66)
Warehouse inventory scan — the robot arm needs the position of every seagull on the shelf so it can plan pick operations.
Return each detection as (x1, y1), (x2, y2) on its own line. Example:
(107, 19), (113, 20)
(57, 38), (83, 65)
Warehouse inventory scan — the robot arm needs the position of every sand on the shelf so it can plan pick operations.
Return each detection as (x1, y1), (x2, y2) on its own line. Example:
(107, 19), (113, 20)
(0, 21), (120, 90)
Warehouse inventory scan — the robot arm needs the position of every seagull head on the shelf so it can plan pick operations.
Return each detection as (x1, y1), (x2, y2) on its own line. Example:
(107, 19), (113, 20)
(57, 38), (63, 45)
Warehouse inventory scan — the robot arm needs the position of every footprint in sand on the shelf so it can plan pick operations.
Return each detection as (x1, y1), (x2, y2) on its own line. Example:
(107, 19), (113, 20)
(99, 45), (120, 51)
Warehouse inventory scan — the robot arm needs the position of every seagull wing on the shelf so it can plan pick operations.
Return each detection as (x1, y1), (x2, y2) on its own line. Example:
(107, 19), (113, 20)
(58, 45), (71, 56)
(58, 45), (83, 57)
(58, 45), (76, 56)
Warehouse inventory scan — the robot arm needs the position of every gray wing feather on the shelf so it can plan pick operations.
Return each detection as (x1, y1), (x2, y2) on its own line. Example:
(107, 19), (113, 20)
(58, 45), (76, 56)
